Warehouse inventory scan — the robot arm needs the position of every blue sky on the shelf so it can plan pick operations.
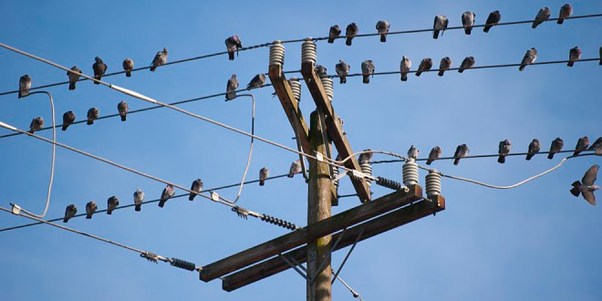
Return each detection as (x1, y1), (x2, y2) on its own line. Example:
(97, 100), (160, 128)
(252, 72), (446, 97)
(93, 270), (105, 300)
(0, 1), (601, 300)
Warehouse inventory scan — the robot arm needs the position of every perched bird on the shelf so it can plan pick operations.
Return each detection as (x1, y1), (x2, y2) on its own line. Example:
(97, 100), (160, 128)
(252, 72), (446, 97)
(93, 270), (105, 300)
(133, 189), (144, 212)
(526, 138), (540, 160)
(117, 101), (129, 122)
(314, 65), (328, 77)
(158, 184), (175, 208)
(358, 150), (373, 165)
(361, 60), (375, 84)
(122, 58), (134, 77)
(548, 137), (564, 159)
(400, 56), (412, 81)
(259, 167), (269, 186)
(63, 204), (77, 223)
(438, 57), (452, 76)
(375, 20), (390, 42)
(247, 73), (266, 89)
(483, 10), (501, 33)
(18, 74), (32, 98)
(557, 3), (573, 24)
(426, 146), (442, 165)
(225, 35), (242, 60)
(532, 7), (551, 29)
(62, 111), (76, 131)
(458, 56), (475, 73)
(288, 160), (302, 178)
(328, 25), (341, 43)
(433, 15), (448, 39)
(87, 107), (99, 125)
(92, 57), (107, 84)
(498, 139), (512, 164)
(453, 144), (469, 165)
(107, 196), (119, 215)
(150, 47), (168, 71)
(461, 11), (476, 35)
(67, 66), (82, 90)
(567, 46), (581, 67)
(85, 201), (97, 219)
(407, 145), (419, 160)
(226, 74), (239, 101)
(29, 117), (44, 134)
(335, 60), (350, 84)
(570, 164), (599, 206)
(415, 58), (433, 77)
(573, 136), (590, 156)
(589, 137), (602, 154)
(345, 23), (358, 46)
(519, 48), (537, 71)
(189, 179), (203, 201)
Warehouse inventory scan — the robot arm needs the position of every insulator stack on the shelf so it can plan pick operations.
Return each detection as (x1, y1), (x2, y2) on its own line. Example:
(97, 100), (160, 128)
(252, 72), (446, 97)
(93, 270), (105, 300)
(425, 170), (442, 198)
(261, 214), (299, 230)
(331, 164), (340, 189)
(375, 176), (403, 191)
(301, 38), (317, 64)
(289, 77), (301, 102)
(170, 258), (196, 271)
(402, 159), (419, 186)
(359, 161), (373, 187)
(269, 40), (285, 66)
(320, 76), (334, 101)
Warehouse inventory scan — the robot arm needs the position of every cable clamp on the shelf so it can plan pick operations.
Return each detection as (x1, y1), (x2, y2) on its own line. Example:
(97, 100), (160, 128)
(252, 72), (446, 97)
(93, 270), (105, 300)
(10, 203), (21, 215)
(210, 191), (219, 202)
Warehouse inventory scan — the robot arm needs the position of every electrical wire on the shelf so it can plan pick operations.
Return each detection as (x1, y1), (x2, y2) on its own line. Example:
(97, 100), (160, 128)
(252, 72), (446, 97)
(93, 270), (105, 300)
(232, 94), (256, 203)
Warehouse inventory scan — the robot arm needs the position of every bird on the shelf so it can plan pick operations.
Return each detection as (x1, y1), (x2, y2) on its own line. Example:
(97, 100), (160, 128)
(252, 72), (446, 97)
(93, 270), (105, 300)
(87, 107), (99, 125)
(433, 15), (448, 39)
(358, 150), (373, 165)
(328, 25), (341, 43)
(570, 164), (599, 206)
(158, 184), (175, 208)
(133, 189), (144, 212)
(453, 144), (469, 165)
(461, 11), (476, 35)
(29, 117), (44, 134)
(288, 160), (302, 178)
(407, 145), (419, 160)
(532, 7), (551, 29)
(361, 60), (375, 84)
(375, 20), (390, 42)
(62, 111), (75, 131)
(335, 60), (350, 84)
(519, 48), (537, 71)
(63, 204), (77, 223)
(483, 10), (501, 33)
(117, 101), (129, 122)
(458, 56), (475, 73)
(498, 139), (512, 164)
(567, 46), (581, 67)
(314, 65), (328, 77)
(225, 74), (239, 101)
(400, 56), (412, 81)
(67, 66), (82, 90)
(18, 74), (32, 98)
(225, 35), (242, 60)
(589, 137), (602, 154)
(557, 3), (573, 24)
(345, 23), (358, 46)
(526, 138), (540, 160)
(189, 179), (203, 201)
(415, 58), (432, 77)
(247, 73), (266, 90)
(259, 167), (269, 186)
(573, 136), (590, 156)
(548, 137), (564, 159)
(438, 57), (452, 76)
(85, 201), (97, 219)
(92, 57), (107, 84)
(107, 196), (119, 215)
(426, 146), (442, 165)
(122, 58), (134, 77)
(150, 47), (168, 71)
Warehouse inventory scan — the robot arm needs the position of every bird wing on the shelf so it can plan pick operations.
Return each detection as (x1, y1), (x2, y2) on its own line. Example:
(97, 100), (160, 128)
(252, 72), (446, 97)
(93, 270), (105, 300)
(582, 165), (599, 186)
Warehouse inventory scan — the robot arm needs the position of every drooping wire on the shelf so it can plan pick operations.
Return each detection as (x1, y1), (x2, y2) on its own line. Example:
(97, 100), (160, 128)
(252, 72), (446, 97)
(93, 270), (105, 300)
(232, 94), (256, 203)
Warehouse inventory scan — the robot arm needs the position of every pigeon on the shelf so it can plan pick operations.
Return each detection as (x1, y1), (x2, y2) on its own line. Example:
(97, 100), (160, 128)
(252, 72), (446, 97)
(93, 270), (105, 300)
(461, 11), (476, 35)
(63, 204), (77, 223)
(158, 184), (175, 208)
(62, 111), (76, 131)
(225, 35), (242, 60)
(557, 3), (573, 24)
(288, 160), (302, 178)
(567, 46), (581, 67)
(433, 15), (449, 39)
(400, 56), (412, 81)
(358, 150), (373, 165)
(107, 196), (119, 215)
(328, 25), (341, 43)
(407, 145), (419, 160)
(375, 20), (390, 42)
(92, 57), (107, 84)
(498, 139), (512, 163)
(361, 60), (375, 84)
(259, 167), (269, 186)
(589, 137), (602, 154)
(438, 57), (452, 76)
(483, 10), (501, 33)
(133, 189), (144, 211)
(526, 138), (540, 160)
(416, 58), (432, 77)
(570, 164), (599, 206)
(67, 66), (82, 90)
(453, 144), (469, 165)
(426, 146), (442, 165)
(87, 107), (99, 125)
(345, 23), (358, 46)
(226, 74), (239, 101)
(122, 58), (134, 77)
(150, 47), (168, 71)
(314, 65), (328, 77)
(117, 101), (129, 122)
(247, 73), (266, 90)
(18, 74), (32, 98)
(29, 117), (44, 134)
(519, 48), (537, 71)
(573, 136), (590, 156)
(548, 137), (564, 159)
(85, 201), (97, 219)
(335, 60), (350, 84)
(532, 7), (551, 29)
(189, 179), (203, 201)
(458, 56), (475, 73)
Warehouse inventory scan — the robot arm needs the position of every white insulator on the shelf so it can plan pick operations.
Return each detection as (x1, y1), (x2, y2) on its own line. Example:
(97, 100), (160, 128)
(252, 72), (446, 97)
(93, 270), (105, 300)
(425, 170), (442, 197)
(289, 78), (301, 102)
(331, 165), (340, 188)
(360, 162), (373, 187)
(269, 41), (285, 66)
(320, 76), (334, 101)
(402, 160), (419, 186)
(301, 38), (317, 64)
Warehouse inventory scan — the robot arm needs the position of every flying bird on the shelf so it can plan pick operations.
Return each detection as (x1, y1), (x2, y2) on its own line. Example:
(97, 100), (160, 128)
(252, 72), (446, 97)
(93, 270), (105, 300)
(63, 204), (77, 223)
(85, 201), (97, 219)
(117, 101), (129, 121)
(67, 66), (82, 90)
(87, 107), (99, 125)
(483, 10), (501, 33)
(532, 7), (551, 28)
(548, 137), (564, 159)
(189, 179), (203, 201)
(567, 46), (581, 67)
(288, 160), (302, 178)
(335, 60), (350, 84)
(461, 11), (476, 35)
(226, 74), (239, 101)
(573, 136), (590, 156)
(361, 60), (375, 84)
(415, 58), (432, 76)
(122, 58), (134, 77)
(107, 196), (119, 215)
(453, 144), (469, 165)
(29, 117), (44, 134)
(92, 57), (107, 84)
(433, 15), (448, 39)
(557, 3), (573, 24)
(375, 20), (390, 42)
(498, 139), (512, 164)
(328, 25), (341, 43)
(133, 189), (144, 212)
(150, 47), (168, 71)
(225, 35), (242, 60)
(247, 73), (266, 90)
(570, 164), (599, 206)
(259, 167), (269, 186)
(438, 57), (452, 76)
(158, 184), (175, 208)
(589, 137), (602, 154)
(407, 145), (419, 160)
(526, 138), (540, 160)
(400, 56), (411, 81)
(458, 56), (475, 73)
(18, 74), (32, 98)
(62, 111), (76, 131)
(426, 146), (442, 165)
(519, 48), (537, 71)
(345, 23), (358, 46)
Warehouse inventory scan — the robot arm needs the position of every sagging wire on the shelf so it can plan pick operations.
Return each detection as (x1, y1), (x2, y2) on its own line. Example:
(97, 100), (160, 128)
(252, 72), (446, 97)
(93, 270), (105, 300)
(230, 94), (256, 203)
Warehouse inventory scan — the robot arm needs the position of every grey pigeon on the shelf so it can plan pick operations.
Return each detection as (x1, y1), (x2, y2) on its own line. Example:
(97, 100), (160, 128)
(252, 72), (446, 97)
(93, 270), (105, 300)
(158, 184), (175, 208)
(361, 60), (375, 84)
(400, 56), (412, 81)
(433, 15), (448, 39)
(458, 56), (475, 73)
(85, 201), (97, 219)
(438, 57), (452, 76)
(416, 58), (432, 77)
(107, 196), (119, 215)
(63, 204), (77, 223)
(461, 11), (476, 35)
(62, 111), (76, 131)
(29, 117), (44, 134)
(328, 25), (341, 43)
(407, 145), (419, 160)
(567, 46), (581, 67)
(557, 3), (573, 24)
(288, 160), (302, 178)
(532, 7), (551, 28)
(117, 101), (128, 121)
(259, 167), (269, 186)
(453, 144), (469, 165)
(589, 137), (602, 154)
(573, 136), (590, 156)
(358, 150), (373, 165)
(426, 146), (442, 165)
(498, 139), (512, 164)
(526, 138), (540, 160)
(548, 137), (564, 159)
(150, 47), (168, 71)
(335, 60), (350, 84)
(189, 179), (203, 201)
(570, 164), (599, 206)
(226, 74), (239, 101)
(519, 48), (537, 71)
(122, 58), (134, 77)
(225, 35), (242, 60)
(314, 65), (328, 77)
(18, 74), (31, 98)
(247, 73), (266, 89)
(345, 23), (358, 46)
(483, 10), (501, 33)
(375, 20), (390, 42)
(92, 57), (107, 84)
(67, 66), (82, 90)
(87, 107), (99, 125)
(133, 189), (144, 212)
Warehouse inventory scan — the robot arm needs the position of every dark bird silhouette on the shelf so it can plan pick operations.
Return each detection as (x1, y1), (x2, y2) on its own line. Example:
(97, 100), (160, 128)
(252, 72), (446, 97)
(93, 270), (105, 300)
(570, 164), (599, 206)
(433, 15), (448, 39)
(133, 189), (144, 212)
(67, 66), (82, 90)
(328, 25), (341, 43)
(461, 11), (476, 35)
(375, 20), (390, 42)
(122, 58), (134, 77)
(189, 179), (203, 201)
(107, 196), (119, 215)
(150, 47), (168, 71)
(573, 136), (590, 156)
(62, 111), (75, 131)
(557, 3), (573, 24)
(29, 117), (44, 134)
(567, 46), (581, 67)
(225, 35), (242, 60)
(458, 56), (475, 73)
(259, 167), (269, 186)
(498, 139), (512, 164)
(526, 138), (540, 160)
(18, 74), (32, 98)
(158, 184), (175, 208)
(85, 201), (97, 219)
(87, 107), (99, 125)
(426, 146), (441, 165)
(345, 23), (358, 46)
(415, 58), (432, 76)
(519, 48), (537, 71)
(63, 204), (77, 223)
(548, 137), (564, 159)
(117, 101), (128, 121)
(532, 7), (551, 28)
(92, 57), (107, 84)
(453, 144), (469, 165)
(483, 10), (501, 33)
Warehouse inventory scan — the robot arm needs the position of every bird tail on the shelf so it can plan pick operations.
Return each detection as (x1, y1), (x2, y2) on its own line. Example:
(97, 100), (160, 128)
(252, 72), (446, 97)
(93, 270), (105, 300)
(557, 19), (564, 25)
(327, 38), (334, 43)
(126, 71), (132, 77)
(135, 204), (141, 212)
(526, 153), (534, 160)
(453, 158), (460, 165)
(107, 210), (112, 215)
(61, 124), (68, 131)
(288, 174), (294, 178)
(519, 65), (525, 72)
(483, 26), (491, 33)
(259, 180), (265, 186)
(401, 74), (407, 81)
(120, 115), (127, 122)
(532, 22), (539, 29)
(426, 159), (433, 165)
(433, 30), (439, 39)
(465, 28), (472, 35)
(547, 152), (555, 159)
(86, 214), (92, 219)
(438, 70), (445, 76)
(458, 68), (465, 73)
(94, 76), (101, 84)
(150, 66), (156, 72)
(567, 61), (574, 67)
(228, 51), (235, 61)
(189, 194), (196, 201)
(63, 218), (69, 223)
(363, 75), (370, 84)
(158, 200), (165, 208)
(380, 35), (386, 42)
(570, 181), (582, 197)
(345, 38), (353, 46)
(498, 156), (506, 164)
(87, 120), (93, 125)
(69, 82), (76, 90)
(339, 77), (345, 84)
(415, 71), (422, 77)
